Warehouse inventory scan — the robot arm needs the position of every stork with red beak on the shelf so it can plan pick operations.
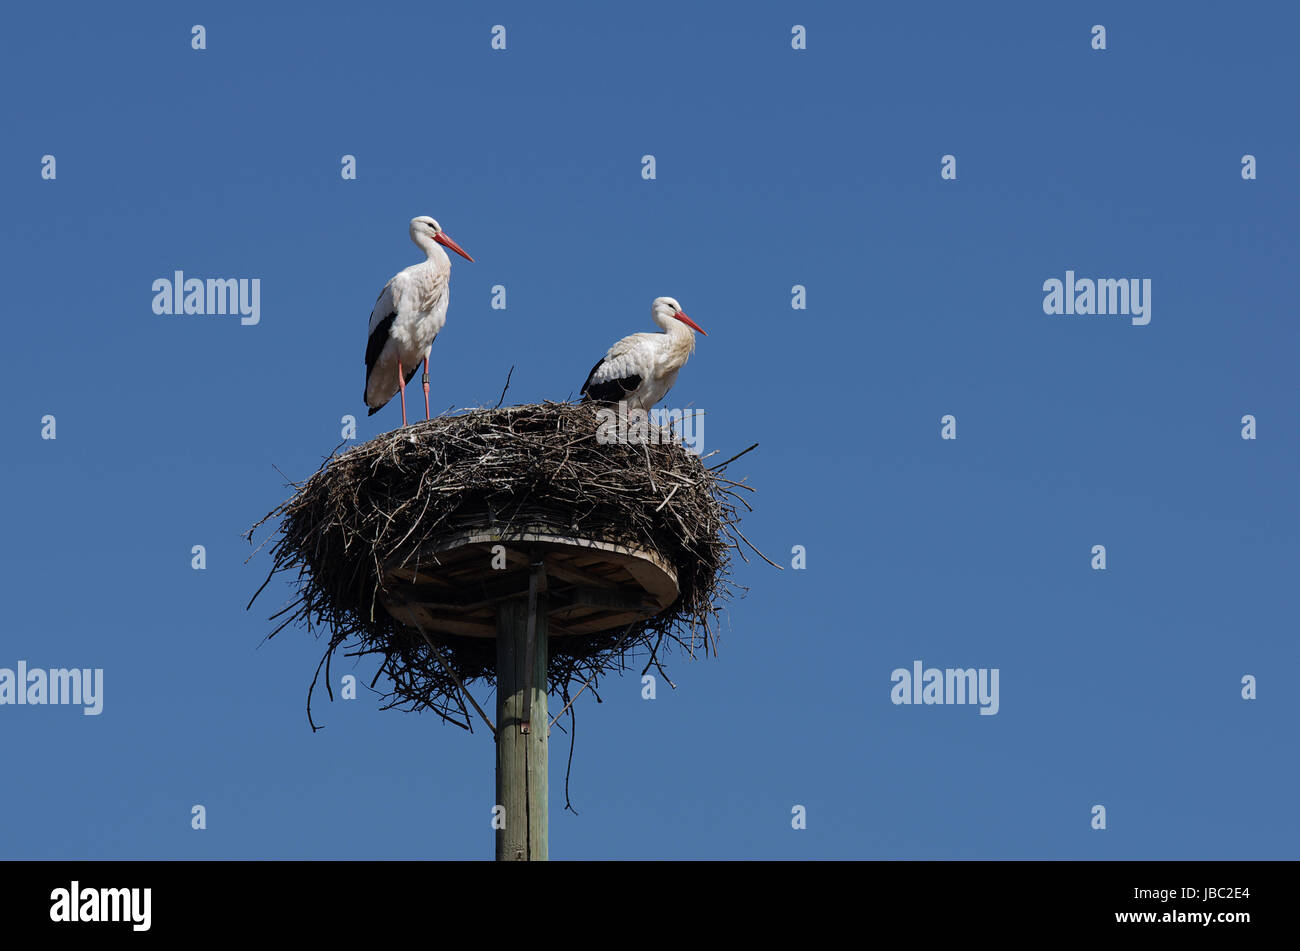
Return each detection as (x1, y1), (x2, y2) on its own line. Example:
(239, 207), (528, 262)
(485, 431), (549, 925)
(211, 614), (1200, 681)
(363, 216), (474, 425)
(580, 296), (707, 412)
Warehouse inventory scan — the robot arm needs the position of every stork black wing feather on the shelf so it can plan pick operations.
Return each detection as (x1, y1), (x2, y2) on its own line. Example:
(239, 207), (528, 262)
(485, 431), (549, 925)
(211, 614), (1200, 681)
(581, 357), (642, 403)
(364, 311), (397, 378)
(363, 311), (398, 411)
(579, 357), (604, 395)
(365, 321), (425, 415)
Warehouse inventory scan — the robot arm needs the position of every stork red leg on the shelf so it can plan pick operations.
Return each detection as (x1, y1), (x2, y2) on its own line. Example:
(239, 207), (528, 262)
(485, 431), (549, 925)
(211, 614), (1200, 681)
(397, 357), (408, 426)
(422, 358), (431, 420)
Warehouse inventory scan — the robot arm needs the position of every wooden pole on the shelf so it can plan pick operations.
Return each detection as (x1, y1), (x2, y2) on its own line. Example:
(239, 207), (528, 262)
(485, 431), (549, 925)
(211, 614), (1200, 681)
(495, 575), (548, 861)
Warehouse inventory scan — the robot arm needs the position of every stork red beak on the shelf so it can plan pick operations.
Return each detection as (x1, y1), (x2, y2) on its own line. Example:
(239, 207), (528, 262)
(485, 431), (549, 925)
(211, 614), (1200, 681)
(434, 232), (475, 263)
(674, 311), (707, 336)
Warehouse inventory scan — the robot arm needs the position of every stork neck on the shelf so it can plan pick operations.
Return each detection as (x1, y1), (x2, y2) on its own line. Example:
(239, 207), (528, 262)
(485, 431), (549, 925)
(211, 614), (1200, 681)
(422, 242), (450, 269)
(410, 232), (447, 265)
(663, 321), (696, 361)
(655, 312), (689, 336)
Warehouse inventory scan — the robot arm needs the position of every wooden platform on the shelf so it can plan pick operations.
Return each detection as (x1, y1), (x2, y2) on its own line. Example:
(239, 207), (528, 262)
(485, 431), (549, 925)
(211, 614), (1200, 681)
(378, 524), (679, 639)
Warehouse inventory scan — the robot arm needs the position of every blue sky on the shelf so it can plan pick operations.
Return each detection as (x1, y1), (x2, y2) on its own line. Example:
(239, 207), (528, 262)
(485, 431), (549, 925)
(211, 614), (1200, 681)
(1, 1), (1296, 859)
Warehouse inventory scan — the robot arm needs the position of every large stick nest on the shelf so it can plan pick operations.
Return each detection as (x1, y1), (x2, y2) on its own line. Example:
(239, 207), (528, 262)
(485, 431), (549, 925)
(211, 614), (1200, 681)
(247, 401), (757, 733)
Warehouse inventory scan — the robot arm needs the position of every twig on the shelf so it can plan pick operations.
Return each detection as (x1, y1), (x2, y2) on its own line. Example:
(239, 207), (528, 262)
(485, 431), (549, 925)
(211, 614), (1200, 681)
(495, 365), (515, 408)
(710, 442), (758, 472)
(412, 621), (497, 737)
(562, 701), (579, 816)
(548, 672), (594, 730)
(732, 524), (783, 570)
(654, 484), (680, 512)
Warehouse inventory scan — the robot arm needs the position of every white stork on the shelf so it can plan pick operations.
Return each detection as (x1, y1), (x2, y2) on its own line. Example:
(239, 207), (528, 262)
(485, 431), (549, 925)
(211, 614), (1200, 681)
(580, 296), (707, 412)
(363, 215), (474, 425)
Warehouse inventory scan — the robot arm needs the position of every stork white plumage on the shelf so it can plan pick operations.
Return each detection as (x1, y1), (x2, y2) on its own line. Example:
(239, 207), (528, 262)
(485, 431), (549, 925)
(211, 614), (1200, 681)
(363, 216), (474, 425)
(580, 296), (707, 411)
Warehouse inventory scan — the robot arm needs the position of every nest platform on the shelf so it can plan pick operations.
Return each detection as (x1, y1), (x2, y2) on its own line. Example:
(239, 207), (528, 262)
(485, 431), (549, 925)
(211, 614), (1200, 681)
(248, 401), (751, 729)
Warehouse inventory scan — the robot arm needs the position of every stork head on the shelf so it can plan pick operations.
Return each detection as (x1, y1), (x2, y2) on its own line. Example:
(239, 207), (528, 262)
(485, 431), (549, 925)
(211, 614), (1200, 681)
(409, 216), (474, 262)
(652, 296), (707, 336)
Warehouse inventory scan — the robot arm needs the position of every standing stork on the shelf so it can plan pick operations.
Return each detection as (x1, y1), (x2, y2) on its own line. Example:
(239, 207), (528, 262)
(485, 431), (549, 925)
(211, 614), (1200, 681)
(580, 296), (707, 412)
(363, 215), (474, 425)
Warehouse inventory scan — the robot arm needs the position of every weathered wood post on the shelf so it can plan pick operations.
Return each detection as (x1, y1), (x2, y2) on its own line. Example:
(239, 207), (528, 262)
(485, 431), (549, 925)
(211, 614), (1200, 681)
(376, 530), (678, 862)
(495, 560), (548, 861)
